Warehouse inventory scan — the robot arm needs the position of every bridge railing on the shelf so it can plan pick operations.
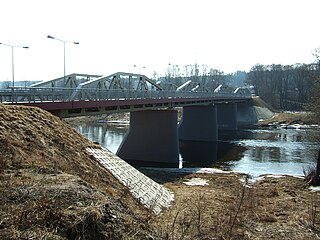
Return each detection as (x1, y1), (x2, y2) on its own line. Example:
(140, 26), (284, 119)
(0, 87), (74, 103)
(0, 87), (252, 103)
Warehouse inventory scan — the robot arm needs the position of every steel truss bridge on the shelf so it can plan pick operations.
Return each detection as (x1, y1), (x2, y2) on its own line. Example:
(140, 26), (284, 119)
(0, 72), (252, 118)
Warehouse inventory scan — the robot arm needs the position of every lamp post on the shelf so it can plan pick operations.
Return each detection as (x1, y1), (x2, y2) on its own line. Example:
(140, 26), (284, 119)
(168, 63), (178, 79)
(133, 65), (145, 75)
(47, 35), (79, 83)
(0, 42), (29, 101)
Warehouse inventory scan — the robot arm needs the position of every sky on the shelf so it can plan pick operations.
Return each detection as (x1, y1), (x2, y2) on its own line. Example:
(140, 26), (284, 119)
(0, 0), (319, 82)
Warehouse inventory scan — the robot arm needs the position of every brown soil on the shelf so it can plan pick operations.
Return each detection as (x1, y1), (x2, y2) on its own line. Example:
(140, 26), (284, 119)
(1, 104), (320, 239)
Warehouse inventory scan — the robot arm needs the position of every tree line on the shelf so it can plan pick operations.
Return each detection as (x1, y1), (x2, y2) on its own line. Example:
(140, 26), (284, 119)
(156, 64), (246, 92)
(156, 59), (320, 112)
(246, 63), (320, 111)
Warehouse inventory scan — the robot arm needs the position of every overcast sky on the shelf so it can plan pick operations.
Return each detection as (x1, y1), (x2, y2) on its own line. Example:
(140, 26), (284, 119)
(1, 0), (319, 82)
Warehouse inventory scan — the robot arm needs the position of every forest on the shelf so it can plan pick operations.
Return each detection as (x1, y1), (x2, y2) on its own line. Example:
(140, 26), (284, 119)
(246, 63), (320, 111)
(159, 52), (320, 113)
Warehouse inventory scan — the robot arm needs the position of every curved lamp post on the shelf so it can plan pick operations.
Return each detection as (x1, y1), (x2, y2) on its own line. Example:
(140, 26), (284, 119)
(47, 35), (79, 83)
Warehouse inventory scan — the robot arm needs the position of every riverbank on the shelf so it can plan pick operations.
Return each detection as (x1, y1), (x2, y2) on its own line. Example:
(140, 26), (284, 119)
(142, 169), (320, 239)
(259, 111), (318, 126)
(1, 104), (320, 239)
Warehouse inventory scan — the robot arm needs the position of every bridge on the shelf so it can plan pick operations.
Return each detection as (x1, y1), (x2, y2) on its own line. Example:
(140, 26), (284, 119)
(0, 72), (257, 166)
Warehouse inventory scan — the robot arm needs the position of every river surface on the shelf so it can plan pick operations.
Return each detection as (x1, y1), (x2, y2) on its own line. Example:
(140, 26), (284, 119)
(72, 122), (320, 177)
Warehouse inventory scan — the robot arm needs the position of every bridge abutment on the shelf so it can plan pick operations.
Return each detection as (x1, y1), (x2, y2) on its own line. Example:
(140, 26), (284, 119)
(179, 105), (218, 142)
(117, 110), (179, 166)
(217, 102), (238, 131)
(237, 99), (258, 127)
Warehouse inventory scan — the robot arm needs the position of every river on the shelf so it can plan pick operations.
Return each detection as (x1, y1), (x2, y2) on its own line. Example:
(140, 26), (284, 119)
(72, 122), (320, 177)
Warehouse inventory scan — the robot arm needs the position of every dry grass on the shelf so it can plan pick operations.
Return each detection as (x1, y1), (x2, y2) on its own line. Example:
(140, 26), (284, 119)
(147, 173), (320, 240)
(259, 111), (318, 125)
(0, 104), (151, 239)
(150, 173), (252, 239)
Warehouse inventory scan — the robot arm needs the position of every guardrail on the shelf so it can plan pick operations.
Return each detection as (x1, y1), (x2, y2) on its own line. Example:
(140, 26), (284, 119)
(0, 87), (252, 104)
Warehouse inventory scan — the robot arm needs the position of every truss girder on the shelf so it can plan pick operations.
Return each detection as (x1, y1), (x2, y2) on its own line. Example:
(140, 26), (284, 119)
(78, 72), (162, 90)
(17, 72), (252, 103)
(30, 74), (102, 89)
(69, 72), (162, 100)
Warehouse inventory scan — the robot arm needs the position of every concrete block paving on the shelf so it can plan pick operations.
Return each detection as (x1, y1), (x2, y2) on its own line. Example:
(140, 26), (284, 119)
(87, 147), (174, 214)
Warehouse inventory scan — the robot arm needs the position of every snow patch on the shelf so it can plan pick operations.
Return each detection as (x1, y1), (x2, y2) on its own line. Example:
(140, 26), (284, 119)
(266, 174), (285, 179)
(254, 176), (266, 182)
(142, 167), (229, 174)
(252, 174), (303, 183)
(195, 168), (229, 174)
(309, 186), (320, 192)
(183, 178), (209, 186)
(250, 174), (285, 183)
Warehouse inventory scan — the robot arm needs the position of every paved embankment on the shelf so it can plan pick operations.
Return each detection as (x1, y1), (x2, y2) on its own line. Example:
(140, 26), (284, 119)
(87, 147), (174, 214)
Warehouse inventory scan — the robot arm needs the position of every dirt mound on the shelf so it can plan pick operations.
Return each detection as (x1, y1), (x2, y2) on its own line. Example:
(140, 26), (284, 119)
(0, 104), (150, 239)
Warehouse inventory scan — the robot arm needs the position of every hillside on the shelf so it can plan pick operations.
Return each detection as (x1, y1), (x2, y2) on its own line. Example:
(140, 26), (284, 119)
(0, 104), (150, 239)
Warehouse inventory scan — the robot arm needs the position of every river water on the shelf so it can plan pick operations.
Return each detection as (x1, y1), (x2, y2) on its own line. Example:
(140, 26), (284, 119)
(72, 122), (320, 177)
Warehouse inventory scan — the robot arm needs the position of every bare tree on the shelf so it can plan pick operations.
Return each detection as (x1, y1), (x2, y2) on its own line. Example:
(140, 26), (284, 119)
(310, 49), (320, 120)
(313, 48), (320, 66)
(247, 62), (319, 111)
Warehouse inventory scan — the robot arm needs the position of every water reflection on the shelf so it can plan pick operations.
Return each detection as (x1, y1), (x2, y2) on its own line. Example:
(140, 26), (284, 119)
(72, 122), (320, 177)
(180, 141), (218, 167)
(73, 123), (128, 153)
(229, 129), (319, 177)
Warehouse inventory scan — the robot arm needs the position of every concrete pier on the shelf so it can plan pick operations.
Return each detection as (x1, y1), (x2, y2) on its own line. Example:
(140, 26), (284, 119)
(217, 102), (238, 131)
(179, 105), (218, 142)
(117, 110), (179, 166)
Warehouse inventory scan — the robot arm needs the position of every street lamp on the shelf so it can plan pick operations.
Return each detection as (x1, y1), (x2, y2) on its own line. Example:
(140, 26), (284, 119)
(47, 35), (79, 83)
(133, 65), (145, 75)
(168, 63), (178, 79)
(0, 42), (29, 100)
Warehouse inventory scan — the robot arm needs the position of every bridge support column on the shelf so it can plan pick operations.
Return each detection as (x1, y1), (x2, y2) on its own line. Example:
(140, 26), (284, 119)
(217, 102), (238, 131)
(179, 105), (218, 142)
(117, 110), (179, 166)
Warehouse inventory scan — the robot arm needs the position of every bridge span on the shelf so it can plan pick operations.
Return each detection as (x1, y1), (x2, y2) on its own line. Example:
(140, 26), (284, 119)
(0, 72), (257, 166)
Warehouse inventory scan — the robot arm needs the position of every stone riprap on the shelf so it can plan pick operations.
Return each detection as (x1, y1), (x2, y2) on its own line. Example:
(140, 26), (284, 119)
(87, 147), (174, 214)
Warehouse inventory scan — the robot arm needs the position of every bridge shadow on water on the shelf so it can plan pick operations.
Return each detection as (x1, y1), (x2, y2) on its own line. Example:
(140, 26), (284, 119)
(138, 130), (251, 184)
(179, 136), (247, 169)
